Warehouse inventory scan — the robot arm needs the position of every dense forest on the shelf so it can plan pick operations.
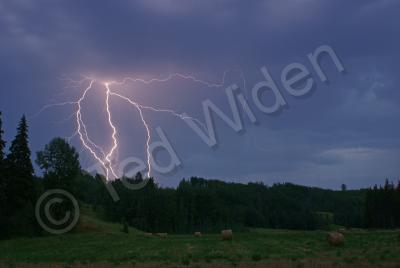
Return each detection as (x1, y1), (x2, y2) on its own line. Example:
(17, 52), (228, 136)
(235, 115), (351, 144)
(0, 112), (399, 238)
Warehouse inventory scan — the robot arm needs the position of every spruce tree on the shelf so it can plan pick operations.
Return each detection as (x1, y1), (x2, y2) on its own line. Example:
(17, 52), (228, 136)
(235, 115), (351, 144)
(5, 115), (36, 235)
(0, 111), (7, 238)
(0, 111), (5, 163)
(7, 115), (34, 178)
(6, 116), (35, 210)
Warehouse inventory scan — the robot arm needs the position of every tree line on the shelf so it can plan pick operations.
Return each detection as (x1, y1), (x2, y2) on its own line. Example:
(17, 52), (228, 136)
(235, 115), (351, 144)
(0, 112), (399, 238)
(365, 180), (400, 228)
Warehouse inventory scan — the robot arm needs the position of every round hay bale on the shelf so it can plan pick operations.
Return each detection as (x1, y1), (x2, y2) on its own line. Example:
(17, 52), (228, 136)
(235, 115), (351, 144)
(221, 229), (233, 241)
(194, 231), (202, 237)
(327, 232), (345, 246)
(155, 233), (168, 239)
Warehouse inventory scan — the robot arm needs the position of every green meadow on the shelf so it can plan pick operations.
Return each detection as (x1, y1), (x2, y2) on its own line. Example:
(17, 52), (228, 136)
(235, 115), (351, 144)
(1, 214), (400, 267)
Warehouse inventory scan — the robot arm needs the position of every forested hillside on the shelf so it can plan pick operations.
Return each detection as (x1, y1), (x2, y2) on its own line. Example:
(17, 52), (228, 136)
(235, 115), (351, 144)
(0, 113), (399, 238)
(93, 176), (366, 233)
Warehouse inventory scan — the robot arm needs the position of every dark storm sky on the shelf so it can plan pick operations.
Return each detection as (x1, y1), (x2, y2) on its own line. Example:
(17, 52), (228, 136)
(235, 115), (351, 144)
(1, 0), (399, 189)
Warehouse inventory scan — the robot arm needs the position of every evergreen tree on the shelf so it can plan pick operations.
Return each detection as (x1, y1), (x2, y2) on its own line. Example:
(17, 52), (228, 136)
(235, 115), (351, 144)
(0, 112), (7, 238)
(0, 111), (5, 163)
(7, 115), (34, 179)
(341, 184), (347, 191)
(4, 115), (36, 236)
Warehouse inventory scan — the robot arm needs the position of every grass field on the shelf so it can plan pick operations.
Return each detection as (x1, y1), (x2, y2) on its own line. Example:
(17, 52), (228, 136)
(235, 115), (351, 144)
(1, 214), (400, 267)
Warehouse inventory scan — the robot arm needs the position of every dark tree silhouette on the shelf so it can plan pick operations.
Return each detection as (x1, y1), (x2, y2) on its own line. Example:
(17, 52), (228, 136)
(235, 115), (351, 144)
(0, 111), (5, 163)
(341, 184), (347, 191)
(4, 115), (36, 236)
(7, 115), (34, 179)
(0, 111), (7, 238)
(36, 137), (81, 193)
(365, 180), (400, 228)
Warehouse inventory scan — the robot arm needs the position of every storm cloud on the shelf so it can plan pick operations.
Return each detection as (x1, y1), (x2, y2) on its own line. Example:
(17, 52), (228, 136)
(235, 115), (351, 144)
(1, 0), (399, 189)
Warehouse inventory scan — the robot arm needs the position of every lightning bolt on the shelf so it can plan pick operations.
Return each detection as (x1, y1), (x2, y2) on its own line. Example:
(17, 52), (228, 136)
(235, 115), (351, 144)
(75, 80), (118, 180)
(32, 68), (247, 181)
